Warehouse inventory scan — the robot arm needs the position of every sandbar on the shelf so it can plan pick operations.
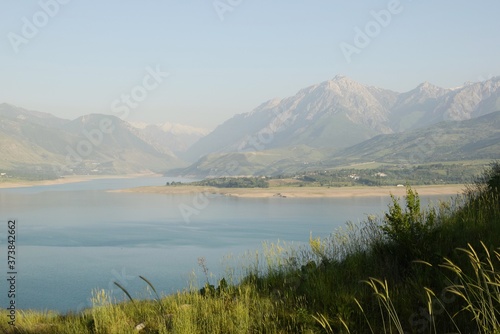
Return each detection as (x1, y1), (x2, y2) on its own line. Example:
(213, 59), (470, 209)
(116, 184), (466, 198)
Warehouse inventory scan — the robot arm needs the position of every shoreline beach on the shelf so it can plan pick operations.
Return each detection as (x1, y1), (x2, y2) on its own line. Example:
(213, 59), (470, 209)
(0, 173), (162, 189)
(0, 176), (466, 198)
(115, 184), (466, 198)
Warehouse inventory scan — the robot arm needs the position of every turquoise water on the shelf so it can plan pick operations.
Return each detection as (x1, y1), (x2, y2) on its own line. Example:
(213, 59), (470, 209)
(0, 178), (456, 312)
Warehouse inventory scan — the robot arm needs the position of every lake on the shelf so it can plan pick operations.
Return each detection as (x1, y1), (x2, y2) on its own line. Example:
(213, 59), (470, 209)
(0, 177), (456, 312)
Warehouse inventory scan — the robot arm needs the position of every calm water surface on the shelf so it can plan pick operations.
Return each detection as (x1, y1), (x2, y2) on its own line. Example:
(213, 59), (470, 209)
(0, 177), (455, 312)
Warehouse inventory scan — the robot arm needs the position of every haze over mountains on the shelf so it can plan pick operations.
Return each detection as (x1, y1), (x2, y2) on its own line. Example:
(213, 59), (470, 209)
(1, 75), (499, 178)
(176, 75), (500, 176)
(185, 75), (500, 161)
(0, 103), (206, 177)
(129, 122), (209, 156)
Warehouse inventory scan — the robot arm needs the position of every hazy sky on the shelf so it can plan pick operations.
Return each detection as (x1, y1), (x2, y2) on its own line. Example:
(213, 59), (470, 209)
(1, 1), (499, 128)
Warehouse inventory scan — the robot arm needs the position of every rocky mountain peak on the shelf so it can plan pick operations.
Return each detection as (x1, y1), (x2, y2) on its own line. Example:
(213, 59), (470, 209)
(417, 81), (443, 92)
(186, 75), (500, 161)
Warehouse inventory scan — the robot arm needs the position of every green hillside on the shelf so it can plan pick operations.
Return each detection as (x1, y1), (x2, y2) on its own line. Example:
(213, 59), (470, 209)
(0, 113), (185, 179)
(170, 145), (327, 177)
(330, 110), (500, 166)
(172, 111), (500, 178)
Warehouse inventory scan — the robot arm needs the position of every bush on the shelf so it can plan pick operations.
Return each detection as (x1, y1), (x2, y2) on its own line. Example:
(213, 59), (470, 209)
(380, 186), (436, 258)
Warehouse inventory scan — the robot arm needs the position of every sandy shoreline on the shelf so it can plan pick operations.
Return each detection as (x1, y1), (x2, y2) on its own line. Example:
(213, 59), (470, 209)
(0, 176), (466, 198)
(0, 173), (161, 189)
(116, 184), (466, 198)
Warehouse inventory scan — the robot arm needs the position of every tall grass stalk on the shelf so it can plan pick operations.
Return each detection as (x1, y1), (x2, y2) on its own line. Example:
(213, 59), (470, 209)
(441, 242), (500, 333)
(312, 313), (336, 333)
(360, 277), (405, 334)
(90, 289), (132, 333)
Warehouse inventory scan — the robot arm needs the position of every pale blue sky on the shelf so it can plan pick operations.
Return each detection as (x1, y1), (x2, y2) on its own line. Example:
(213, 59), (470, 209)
(1, 0), (499, 128)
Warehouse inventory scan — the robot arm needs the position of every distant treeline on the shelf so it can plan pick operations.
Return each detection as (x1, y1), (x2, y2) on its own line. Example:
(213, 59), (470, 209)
(179, 163), (484, 189)
(278, 163), (485, 186)
(0, 165), (60, 181)
(192, 177), (269, 188)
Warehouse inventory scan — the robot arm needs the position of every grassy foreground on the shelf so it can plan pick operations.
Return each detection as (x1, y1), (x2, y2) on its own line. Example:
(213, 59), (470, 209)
(2, 164), (500, 333)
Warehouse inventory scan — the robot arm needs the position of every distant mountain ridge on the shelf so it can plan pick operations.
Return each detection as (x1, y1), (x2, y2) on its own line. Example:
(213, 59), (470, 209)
(129, 122), (209, 155)
(329, 110), (500, 166)
(2, 75), (500, 179)
(0, 103), (69, 128)
(171, 110), (500, 178)
(185, 76), (500, 162)
(0, 104), (199, 177)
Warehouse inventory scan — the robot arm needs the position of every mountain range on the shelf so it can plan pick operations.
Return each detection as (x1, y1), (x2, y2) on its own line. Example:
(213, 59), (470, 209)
(174, 75), (500, 176)
(0, 103), (206, 178)
(129, 122), (209, 156)
(1, 75), (500, 179)
(184, 75), (500, 161)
